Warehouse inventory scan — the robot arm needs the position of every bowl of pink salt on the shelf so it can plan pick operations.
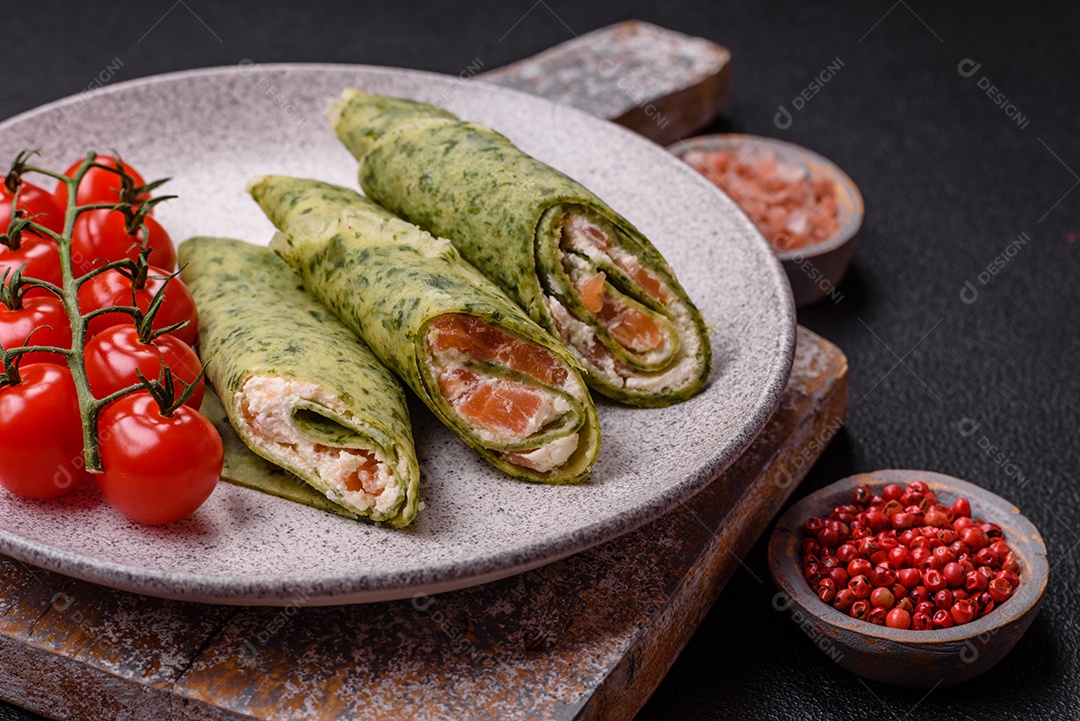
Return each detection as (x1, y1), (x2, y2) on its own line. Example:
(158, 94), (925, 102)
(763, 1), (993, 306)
(671, 134), (863, 306)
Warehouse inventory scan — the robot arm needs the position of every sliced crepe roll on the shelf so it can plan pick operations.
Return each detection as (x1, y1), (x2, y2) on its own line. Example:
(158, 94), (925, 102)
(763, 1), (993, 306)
(178, 236), (421, 526)
(330, 89), (712, 407)
(249, 176), (601, 483)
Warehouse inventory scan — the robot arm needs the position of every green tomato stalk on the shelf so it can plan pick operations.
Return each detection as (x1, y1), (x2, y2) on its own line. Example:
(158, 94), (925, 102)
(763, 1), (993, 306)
(0, 150), (186, 473)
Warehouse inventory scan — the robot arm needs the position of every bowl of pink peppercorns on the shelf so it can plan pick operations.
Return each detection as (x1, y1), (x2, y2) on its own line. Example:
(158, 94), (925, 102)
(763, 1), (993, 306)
(768, 470), (1047, 688)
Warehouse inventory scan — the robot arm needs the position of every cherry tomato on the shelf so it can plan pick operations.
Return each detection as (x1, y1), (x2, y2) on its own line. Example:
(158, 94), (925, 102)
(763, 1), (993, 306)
(78, 265), (198, 346)
(0, 235), (62, 299)
(98, 393), (221, 525)
(0, 364), (86, 499)
(71, 209), (175, 276)
(54, 155), (148, 210)
(0, 181), (65, 237)
(0, 296), (72, 370)
(85, 325), (204, 409)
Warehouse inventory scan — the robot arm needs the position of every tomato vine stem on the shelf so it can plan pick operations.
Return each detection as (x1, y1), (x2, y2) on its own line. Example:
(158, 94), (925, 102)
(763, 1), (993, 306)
(54, 154), (110, 471)
(4, 150), (178, 473)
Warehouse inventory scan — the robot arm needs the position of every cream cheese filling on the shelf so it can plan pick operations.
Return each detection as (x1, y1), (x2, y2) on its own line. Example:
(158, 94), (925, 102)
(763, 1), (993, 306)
(506, 432), (581, 473)
(236, 375), (403, 515)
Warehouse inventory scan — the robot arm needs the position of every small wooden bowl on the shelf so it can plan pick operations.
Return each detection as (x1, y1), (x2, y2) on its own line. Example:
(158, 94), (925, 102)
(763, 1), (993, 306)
(768, 470), (1048, 687)
(670, 134), (863, 307)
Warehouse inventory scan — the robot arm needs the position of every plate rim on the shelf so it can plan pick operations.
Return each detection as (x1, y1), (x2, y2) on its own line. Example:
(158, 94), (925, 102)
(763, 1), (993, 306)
(0, 62), (797, 605)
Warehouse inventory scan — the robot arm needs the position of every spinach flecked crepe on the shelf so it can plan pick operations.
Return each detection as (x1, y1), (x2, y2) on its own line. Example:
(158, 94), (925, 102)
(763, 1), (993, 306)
(330, 89), (712, 407)
(179, 237), (421, 527)
(249, 176), (601, 484)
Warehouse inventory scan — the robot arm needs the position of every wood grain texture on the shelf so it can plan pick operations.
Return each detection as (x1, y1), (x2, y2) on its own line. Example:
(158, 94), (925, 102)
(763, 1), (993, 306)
(481, 20), (731, 145)
(0, 556), (241, 720)
(0, 328), (846, 720)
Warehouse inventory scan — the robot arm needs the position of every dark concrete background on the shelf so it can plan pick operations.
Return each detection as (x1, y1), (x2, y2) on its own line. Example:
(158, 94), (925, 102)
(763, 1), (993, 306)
(1, 1), (1077, 719)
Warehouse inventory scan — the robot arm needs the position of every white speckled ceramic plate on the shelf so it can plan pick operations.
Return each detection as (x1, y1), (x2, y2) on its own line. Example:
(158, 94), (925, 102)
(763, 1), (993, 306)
(0, 65), (795, 605)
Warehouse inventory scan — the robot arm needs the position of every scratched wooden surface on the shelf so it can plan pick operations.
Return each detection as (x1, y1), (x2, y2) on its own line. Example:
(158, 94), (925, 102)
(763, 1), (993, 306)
(481, 20), (731, 145)
(0, 327), (846, 721)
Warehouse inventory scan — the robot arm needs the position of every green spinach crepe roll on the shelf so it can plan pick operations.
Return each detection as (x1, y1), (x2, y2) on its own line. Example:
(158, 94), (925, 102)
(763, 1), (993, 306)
(249, 176), (601, 484)
(330, 89), (711, 407)
(178, 236), (421, 527)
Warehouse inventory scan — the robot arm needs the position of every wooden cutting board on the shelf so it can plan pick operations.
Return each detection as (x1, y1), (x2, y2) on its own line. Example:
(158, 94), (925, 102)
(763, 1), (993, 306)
(482, 20), (732, 145)
(0, 23), (848, 721)
(0, 328), (845, 721)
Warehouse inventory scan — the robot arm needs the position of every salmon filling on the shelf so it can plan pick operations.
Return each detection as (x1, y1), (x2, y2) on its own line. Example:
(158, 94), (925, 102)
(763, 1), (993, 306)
(236, 375), (401, 513)
(558, 215), (675, 361)
(426, 314), (581, 473)
(574, 269), (666, 354)
(569, 218), (670, 303)
(427, 314), (568, 387)
(546, 212), (704, 394)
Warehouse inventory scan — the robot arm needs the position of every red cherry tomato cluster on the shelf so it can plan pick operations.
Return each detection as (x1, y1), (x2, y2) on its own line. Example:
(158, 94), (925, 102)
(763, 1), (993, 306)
(800, 481), (1021, 631)
(0, 364), (86, 499)
(0, 295), (72, 369)
(85, 325), (205, 409)
(1, 181), (65, 299)
(79, 263), (197, 346)
(53, 156), (150, 210)
(0, 154), (220, 525)
(72, 209), (176, 276)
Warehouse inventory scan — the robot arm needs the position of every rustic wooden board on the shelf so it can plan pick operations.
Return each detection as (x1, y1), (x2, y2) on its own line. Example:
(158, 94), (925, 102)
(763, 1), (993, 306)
(481, 20), (731, 145)
(0, 24), (849, 720)
(0, 327), (846, 721)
